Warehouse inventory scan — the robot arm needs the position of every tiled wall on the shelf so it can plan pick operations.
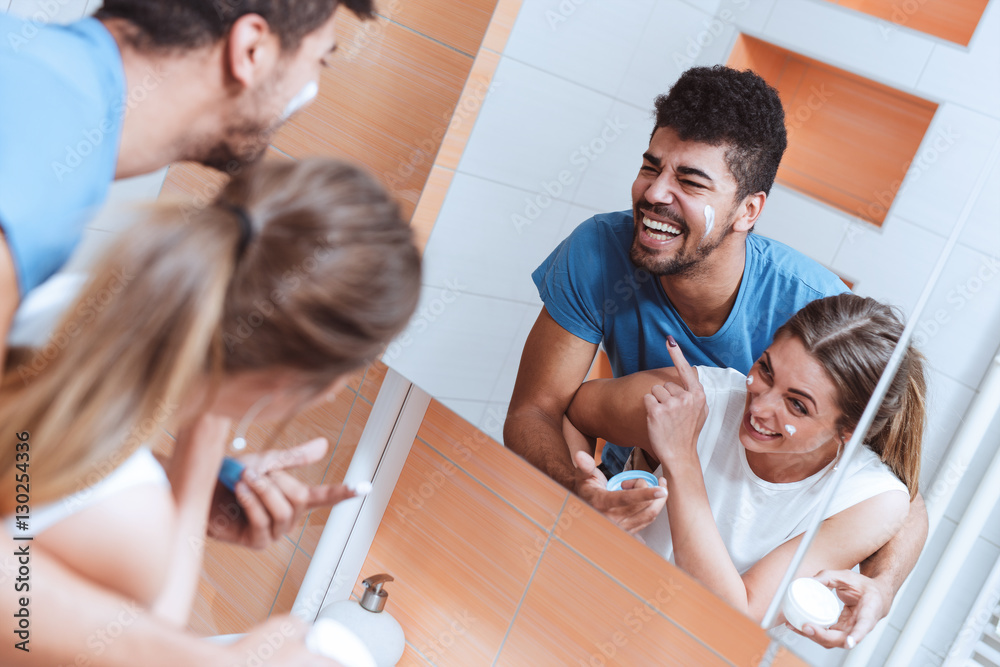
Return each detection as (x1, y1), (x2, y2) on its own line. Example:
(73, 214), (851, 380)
(354, 399), (807, 667)
(382, 1), (1000, 665)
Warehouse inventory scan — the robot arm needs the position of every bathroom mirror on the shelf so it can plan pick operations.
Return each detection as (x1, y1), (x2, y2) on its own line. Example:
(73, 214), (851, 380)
(379, 0), (1000, 665)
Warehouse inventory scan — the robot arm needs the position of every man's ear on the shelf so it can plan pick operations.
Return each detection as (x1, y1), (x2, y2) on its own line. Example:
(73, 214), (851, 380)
(731, 191), (766, 234)
(226, 13), (280, 88)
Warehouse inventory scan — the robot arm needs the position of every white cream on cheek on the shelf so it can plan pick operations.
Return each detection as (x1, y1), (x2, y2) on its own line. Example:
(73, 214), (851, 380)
(746, 373), (754, 386)
(702, 204), (715, 240)
(785, 424), (797, 436)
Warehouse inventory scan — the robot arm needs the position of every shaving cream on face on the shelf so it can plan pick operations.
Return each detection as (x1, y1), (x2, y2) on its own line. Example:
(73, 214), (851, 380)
(282, 80), (319, 119)
(702, 204), (715, 240)
(785, 424), (796, 436)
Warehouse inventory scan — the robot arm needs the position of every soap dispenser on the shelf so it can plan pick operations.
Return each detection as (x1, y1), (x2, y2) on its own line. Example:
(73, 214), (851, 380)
(317, 574), (405, 667)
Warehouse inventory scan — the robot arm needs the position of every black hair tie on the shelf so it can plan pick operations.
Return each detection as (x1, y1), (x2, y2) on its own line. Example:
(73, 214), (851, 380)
(225, 204), (254, 258)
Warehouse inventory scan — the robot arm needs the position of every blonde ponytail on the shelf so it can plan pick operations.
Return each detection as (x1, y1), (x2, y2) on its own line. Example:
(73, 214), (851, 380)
(0, 203), (242, 509)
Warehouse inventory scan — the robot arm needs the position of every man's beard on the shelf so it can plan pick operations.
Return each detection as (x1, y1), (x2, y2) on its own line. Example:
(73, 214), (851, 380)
(629, 205), (732, 276)
(195, 73), (285, 173)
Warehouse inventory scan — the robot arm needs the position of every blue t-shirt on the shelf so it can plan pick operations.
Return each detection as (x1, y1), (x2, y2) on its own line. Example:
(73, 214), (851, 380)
(0, 15), (126, 296)
(532, 210), (848, 473)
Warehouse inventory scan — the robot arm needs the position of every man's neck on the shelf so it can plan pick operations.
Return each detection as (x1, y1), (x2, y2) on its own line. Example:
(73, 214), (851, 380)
(658, 235), (748, 337)
(101, 19), (224, 180)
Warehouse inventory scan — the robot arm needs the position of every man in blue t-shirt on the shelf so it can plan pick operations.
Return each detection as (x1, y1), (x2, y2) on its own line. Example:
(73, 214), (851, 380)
(0, 0), (374, 349)
(505, 66), (926, 650)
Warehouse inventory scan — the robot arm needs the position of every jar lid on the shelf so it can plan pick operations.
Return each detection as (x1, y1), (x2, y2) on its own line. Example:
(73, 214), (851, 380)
(787, 578), (840, 627)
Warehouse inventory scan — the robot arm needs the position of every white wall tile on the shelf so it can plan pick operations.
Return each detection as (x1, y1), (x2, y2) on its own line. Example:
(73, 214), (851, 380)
(918, 534), (1000, 660)
(504, 0), (655, 98)
(487, 303), (541, 405)
(891, 105), (1000, 239)
(890, 516), (957, 629)
(760, 0), (935, 90)
(383, 289), (535, 402)
(8, 0), (87, 23)
(913, 243), (1000, 390)
(571, 101), (653, 213)
(863, 623), (902, 667)
(421, 172), (570, 304)
(831, 215), (942, 316)
(614, 0), (731, 110)
(961, 151), (1000, 256)
(943, 410), (1000, 533)
(916, 0), (1000, 121)
(458, 56), (616, 202)
(83, 0), (101, 16)
(920, 368), (979, 495)
(754, 184), (850, 268)
(728, 0), (779, 34)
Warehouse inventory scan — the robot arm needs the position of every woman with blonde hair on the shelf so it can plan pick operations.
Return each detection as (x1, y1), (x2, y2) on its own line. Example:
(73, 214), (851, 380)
(0, 158), (420, 653)
(566, 293), (925, 624)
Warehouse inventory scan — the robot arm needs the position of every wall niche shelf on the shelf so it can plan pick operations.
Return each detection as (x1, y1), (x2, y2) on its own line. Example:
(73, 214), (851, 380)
(728, 34), (937, 225)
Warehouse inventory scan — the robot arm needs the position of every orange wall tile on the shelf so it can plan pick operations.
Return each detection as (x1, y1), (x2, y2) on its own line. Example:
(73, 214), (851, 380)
(271, 14), (474, 220)
(382, 0), (499, 55)
(497, 540), (731, 667)
(827, 0), (989, 46)
(356, 439), (549, 666)
(357, 399), (787, 666)
(481, 0), (523, 53)
(728, 35), (937, 225)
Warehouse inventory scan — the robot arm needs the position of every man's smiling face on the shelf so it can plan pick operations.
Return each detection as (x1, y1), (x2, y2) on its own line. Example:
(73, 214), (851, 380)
(630, 125), (742, 276)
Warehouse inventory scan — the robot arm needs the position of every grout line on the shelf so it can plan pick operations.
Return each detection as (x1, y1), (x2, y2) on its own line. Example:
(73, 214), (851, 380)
(377, 14), (477, 59)
(266, 545), (304, 619)
(552, 535), (741, 667)
(267, 144), (298, 161)
(416, 434), (560, 535)
(490, 493), (570, 666)
(403, 638), (436, 666)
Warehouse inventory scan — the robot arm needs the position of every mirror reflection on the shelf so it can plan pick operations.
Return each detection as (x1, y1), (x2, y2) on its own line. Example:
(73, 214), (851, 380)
(2, 0), (998, 666)
(382, 1), (1000, 666)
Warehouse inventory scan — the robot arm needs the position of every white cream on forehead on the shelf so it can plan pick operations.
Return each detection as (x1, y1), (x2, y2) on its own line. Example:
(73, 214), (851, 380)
(702, 204), (715, 240)
(785, 424), (797, 436)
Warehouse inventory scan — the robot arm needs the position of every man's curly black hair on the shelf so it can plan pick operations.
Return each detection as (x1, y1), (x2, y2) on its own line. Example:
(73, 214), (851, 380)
(653, 66), (787, 204)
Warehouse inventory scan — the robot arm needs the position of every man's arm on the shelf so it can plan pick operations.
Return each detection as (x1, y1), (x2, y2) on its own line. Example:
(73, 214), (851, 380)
(504, 307), (598, 489)
(801, 492), (928, 649)
(504, 308), (667, 532)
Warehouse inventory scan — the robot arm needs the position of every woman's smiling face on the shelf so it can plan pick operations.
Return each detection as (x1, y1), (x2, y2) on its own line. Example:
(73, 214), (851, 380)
(739, 333), (847, 462)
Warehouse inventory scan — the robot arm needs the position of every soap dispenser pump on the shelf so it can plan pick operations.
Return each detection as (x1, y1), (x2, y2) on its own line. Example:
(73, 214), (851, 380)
(317, 574), (405, 667)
